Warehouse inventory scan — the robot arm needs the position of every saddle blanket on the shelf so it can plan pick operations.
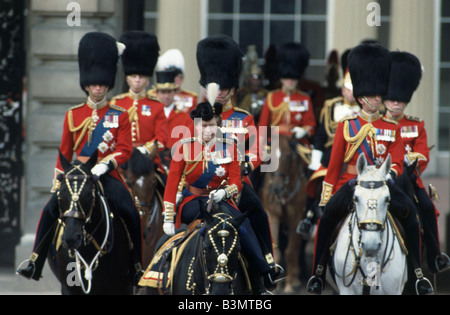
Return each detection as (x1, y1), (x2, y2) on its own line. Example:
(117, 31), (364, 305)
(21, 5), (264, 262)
(138, 228), (199, 289)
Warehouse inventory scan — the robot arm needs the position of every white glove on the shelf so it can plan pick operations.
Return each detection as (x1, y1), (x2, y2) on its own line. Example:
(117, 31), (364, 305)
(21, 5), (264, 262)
(137, 145), (148, 155)
(209, 189), (226, 203)
(163, 222), (175, 236)
(308, 149), (323, 171)
(292, 126), (307, 139)
(91, 163), (109, 177)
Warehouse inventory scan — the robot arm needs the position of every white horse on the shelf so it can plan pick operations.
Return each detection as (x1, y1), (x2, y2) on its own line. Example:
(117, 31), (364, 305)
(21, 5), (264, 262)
(331, 154), (408, 295)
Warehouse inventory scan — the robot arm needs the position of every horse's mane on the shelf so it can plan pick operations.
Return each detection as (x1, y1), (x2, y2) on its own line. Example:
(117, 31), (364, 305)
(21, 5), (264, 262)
(127, 148), (154, 176)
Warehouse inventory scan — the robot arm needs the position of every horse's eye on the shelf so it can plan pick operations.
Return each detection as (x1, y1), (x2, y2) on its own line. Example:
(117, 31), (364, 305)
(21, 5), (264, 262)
(353, 196), (359, 203)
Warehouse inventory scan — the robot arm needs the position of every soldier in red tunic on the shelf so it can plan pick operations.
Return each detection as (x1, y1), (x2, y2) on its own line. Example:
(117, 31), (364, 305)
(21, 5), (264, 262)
(306, 44), (433, 295)
(163, 101), (279, 291)
(111, 31), (167, 156)
(155, 48), (198, 113)
(259, 42), (316, 149)
(196, 36), (280, 286)
(383, 51), (450, 274)
(17, 32), (143, 281)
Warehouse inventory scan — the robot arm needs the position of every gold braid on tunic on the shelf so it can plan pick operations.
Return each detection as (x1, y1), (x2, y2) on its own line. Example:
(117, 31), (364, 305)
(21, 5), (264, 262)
(343, 120), (377, 163)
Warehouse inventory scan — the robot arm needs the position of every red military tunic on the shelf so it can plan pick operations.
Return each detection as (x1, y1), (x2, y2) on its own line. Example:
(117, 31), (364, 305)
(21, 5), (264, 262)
(385, 112), (430, 189)
(164, 137), (242, 228)
(320, 110), (405, 205)
(258, 88), (316, 145)
(111, 90), (168, 151)
(52, 97), (132, 191)
(221, 101), (262, 173)
(165, 104), (194, 149)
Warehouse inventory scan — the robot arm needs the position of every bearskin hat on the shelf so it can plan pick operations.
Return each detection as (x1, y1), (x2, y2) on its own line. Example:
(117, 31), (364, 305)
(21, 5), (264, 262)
(119, 31), (159, 76)
(197, 35), (244, 90)
(78, 32), (120, 92)
(277, 42), (310, 80)
(384, 51), (422, 103)
(348, 43), (391, 98)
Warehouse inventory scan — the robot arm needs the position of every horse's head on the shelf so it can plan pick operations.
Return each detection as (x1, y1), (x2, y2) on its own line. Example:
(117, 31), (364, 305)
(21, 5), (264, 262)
(199, 202), (246, 295)
(58, 150), (99, 250)
(270, 134), (301, 200)
(123, 147), (158, 212)
(353, 154), (391, 257)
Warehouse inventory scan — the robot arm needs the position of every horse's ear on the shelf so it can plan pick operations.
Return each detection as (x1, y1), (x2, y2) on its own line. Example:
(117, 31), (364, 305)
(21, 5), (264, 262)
(148, 140), (159, 161)
(380, 154), (392, 177)
(86, 150), (99, 170)
(199, 200), (214, 223)
(356, 154), (367, 175)
(59, 149), (72, 172)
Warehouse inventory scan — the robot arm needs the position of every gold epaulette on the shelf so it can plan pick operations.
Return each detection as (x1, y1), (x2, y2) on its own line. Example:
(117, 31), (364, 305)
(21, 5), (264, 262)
(323, 96), (344, 109)
(405, 115), (423, 122)
(339, 114), (358, 123)
(233, 107), (251, 116)
(109, 103), (126, 112)
(68, 103), (85, 111)
(147, 88), (157, 99)
(181, 89), (198, 97)
(111, 92), (128, 100)
(381, 116), (399, 125)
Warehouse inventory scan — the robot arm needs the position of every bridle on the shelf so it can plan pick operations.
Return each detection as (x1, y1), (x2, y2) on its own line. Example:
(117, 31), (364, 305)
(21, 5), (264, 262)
(57, 164), (113, 294)
(187, 213), (241, 295)
(336, 178), (396, 292)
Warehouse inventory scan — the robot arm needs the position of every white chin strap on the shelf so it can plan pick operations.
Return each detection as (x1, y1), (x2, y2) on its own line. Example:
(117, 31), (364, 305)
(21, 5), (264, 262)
(361, 97), (379, 110)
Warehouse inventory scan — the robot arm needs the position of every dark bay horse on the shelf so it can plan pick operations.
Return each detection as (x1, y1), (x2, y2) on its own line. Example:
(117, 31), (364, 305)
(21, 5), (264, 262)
(48, 151), (133, 294)
(122, 147), (164, 268)
(260, 134), (307, 293)
(172, 203), (251, 295)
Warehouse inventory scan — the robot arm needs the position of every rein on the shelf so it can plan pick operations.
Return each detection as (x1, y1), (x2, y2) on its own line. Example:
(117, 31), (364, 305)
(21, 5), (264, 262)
(58, 166), (114, 294)
(335, 179), (399, 294)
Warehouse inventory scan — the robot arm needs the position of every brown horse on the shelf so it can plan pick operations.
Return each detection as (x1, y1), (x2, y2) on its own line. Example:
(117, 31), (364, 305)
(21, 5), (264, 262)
(122, 146), (164, 268)
(260, 134), (307, 293)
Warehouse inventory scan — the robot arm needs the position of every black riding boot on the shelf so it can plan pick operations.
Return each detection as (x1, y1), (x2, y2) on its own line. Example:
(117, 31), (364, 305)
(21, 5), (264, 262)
(17, 195), (59, 281)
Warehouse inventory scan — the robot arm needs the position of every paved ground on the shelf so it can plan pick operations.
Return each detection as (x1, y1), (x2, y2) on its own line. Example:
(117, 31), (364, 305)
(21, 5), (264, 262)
(1, 176), (448, 295)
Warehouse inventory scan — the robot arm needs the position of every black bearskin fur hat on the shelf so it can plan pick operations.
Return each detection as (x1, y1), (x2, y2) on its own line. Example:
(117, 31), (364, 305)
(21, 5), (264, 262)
(78, 32), (119, 92)
(277, 42), (310, 80)
(348, 44), (391, 98)
(384, 51), (422, 103)
(119, 31), (159, 76)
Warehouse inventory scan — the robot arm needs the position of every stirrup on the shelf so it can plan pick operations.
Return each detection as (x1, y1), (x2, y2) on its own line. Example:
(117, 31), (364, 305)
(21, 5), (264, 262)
(435, 253), (450, 273)
(306, 275), (323, 295)
(16, 259), (36, 280)
(415, 277), (434, 295)
(269, 264), (286, 284)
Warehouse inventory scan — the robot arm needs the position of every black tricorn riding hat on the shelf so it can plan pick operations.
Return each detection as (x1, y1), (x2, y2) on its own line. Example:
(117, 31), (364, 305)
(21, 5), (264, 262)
(384, 51), (422, 103)
(119, 31), (159, 76)
(189, 102), (223, 121)
(78, 32), (120, 92)
(277, 42), (310, 80)
(348, 43), (391, 98)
